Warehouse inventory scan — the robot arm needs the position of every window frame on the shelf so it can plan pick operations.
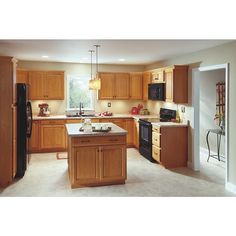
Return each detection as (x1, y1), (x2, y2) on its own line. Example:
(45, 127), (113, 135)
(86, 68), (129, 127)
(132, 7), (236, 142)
(66, 74), (95, 111)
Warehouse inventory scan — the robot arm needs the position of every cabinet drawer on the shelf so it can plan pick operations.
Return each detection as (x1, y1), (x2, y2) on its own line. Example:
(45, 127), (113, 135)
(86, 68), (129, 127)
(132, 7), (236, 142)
(152, 132), (160, 147)
(152, 125), (160, 133)
(66, 119), (82, 123)
(41, 119), (65, 125)
(72, 135), (126, 147)
(152, 145), (161, 162)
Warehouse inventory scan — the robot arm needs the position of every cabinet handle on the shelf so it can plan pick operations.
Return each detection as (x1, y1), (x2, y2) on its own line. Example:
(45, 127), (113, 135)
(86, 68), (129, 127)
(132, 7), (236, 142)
(109, 139), (118, 142)
(154, 152), (158, 155)
(154, 139), (158, 141)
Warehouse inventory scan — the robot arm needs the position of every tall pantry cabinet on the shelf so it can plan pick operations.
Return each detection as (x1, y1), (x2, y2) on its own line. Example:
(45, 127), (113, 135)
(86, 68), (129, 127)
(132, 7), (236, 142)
(0, 56), (17, 187)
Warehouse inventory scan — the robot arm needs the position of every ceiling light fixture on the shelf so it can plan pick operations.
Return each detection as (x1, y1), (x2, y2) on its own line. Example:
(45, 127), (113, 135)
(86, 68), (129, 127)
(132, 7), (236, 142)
(119, 58), (125, 62)
(42, 55), (49, 58)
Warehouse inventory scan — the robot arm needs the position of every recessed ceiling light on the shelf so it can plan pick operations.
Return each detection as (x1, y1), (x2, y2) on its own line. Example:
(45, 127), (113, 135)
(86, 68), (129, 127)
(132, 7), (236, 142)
(42, 55), (49, 58)
(118, 58), (125, 62)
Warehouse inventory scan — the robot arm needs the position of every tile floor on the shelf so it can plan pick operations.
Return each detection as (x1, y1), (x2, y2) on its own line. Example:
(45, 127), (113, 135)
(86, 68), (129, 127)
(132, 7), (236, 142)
(0, 148), (234, 197)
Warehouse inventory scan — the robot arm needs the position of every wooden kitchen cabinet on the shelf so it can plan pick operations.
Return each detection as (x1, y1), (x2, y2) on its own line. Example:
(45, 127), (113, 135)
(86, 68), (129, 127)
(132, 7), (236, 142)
(74, 146), (100, 184)
(151, 68), (164, 83)
(104, 118), (133, 147)
(98, 72), (115, 100)
(0, 56), (17, 187)
(115, 73), (130, 99)
(40, 120), (66, 151)
(125, 119), (134, 146)
(28, 71), (45, 100)
(16, 69), (28, 83)
(68, 134), (127, 188)
(98, 72), (130, 100)
(129, 72), (143, 100)
(28, 120), (40, 152)
(143, 71), (151, 101)
(152, 125), (188, 168)
(46, 71), (64, 99)
(28, 71), (64, 100)
(164, 65), (188, 103)
(100, 145), (126, 182)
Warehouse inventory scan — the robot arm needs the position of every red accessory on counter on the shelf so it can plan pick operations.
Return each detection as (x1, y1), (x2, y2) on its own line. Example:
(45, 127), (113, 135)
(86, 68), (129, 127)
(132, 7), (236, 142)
(131, 107), (139, 115)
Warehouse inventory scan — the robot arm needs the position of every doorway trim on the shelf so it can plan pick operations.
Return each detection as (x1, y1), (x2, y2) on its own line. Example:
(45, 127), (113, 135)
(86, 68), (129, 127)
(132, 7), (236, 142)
(192, 63), (229, 185)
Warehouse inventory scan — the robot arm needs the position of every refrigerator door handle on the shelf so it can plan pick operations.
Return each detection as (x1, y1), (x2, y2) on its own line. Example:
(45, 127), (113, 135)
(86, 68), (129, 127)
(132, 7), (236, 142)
(26, 101), (33, 138)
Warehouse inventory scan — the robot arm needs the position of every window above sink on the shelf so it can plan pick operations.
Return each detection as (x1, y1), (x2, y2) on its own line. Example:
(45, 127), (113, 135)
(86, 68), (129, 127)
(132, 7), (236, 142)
(67, 74), (95, 111)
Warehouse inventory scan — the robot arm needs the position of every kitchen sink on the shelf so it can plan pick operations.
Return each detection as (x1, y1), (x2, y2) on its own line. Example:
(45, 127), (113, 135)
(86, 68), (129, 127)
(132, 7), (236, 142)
(80, 114), (97, 117)
(66, 114), (97, 117)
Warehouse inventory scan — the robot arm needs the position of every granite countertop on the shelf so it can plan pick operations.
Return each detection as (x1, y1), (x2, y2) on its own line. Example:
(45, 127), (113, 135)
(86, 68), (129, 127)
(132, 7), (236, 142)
(33, 114), (159, 120)
(66, 122), (128, 137)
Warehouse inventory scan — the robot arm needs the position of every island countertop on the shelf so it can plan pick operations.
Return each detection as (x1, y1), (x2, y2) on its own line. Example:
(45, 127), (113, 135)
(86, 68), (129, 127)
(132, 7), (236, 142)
(65, 122), (128, 137)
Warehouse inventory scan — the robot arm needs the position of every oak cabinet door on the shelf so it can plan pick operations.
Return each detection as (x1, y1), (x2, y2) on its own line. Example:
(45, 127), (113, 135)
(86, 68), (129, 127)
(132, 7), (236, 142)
(165, 69), (174, 102)
(46, 71), (64, 99)
(129, 73), (143, 100)
(100, 145), (126, 181)
(28, 121), (40, 152)
(40, 124), (66, 150)
(126, 119), (133, 146)
(98, 73), (115, 99)
(28, 71), (46, 100)
(115, 73), (130, 99)
(143, 72), (151, 101)
(74, 147), (100, 183)
(16, 70), (28, 83)
(164, 66), (188, 103)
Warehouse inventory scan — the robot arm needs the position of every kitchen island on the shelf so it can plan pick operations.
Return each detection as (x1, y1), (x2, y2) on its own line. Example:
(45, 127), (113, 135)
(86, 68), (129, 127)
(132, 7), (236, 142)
(66, 123), (127, 188)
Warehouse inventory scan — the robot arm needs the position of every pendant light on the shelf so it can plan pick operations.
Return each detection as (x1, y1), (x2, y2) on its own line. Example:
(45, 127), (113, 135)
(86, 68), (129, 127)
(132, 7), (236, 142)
(88, 49), (95, 90)
(93, 44), (101, 90)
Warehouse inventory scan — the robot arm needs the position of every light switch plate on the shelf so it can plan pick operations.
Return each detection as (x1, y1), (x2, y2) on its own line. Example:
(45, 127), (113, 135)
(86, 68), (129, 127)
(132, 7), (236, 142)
(181, 106), (185, 113)
(108, 102), (111, 107)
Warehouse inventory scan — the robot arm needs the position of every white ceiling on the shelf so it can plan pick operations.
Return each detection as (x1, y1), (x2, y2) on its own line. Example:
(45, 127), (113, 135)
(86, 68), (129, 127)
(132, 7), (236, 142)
(0, 40), (232, 65)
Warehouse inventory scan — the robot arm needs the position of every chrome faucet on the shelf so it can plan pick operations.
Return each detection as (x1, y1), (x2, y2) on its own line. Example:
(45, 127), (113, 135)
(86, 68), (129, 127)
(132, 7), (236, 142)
(79, 102), (84, 116)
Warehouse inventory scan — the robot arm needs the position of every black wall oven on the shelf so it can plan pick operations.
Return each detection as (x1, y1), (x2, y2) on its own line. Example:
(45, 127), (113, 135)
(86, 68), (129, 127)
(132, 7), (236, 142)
(139, 119), (155, 162)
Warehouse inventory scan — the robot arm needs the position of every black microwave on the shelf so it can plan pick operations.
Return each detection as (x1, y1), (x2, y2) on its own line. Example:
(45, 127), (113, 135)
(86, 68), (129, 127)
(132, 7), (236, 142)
(148, 83), (165, 101)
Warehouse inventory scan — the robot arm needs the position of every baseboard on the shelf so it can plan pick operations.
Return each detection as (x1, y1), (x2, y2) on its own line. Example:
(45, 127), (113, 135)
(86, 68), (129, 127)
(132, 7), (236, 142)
(226, 182), (236, 194)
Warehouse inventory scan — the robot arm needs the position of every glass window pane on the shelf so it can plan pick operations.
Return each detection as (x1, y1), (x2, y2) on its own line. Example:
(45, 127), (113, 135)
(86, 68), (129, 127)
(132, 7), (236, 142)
(68, 75), (94, 110)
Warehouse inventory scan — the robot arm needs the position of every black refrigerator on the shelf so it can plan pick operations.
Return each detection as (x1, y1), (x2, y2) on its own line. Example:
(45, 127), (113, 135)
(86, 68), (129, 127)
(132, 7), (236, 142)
(16, 83), (32, 178)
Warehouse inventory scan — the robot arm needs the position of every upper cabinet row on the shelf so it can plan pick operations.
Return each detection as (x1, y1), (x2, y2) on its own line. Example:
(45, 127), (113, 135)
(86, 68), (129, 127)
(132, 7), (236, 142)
(98, 72), (143, 100)
(16, 70), (64, 100)
(98, 65), (188, 103)
(17, 65), (188, 103)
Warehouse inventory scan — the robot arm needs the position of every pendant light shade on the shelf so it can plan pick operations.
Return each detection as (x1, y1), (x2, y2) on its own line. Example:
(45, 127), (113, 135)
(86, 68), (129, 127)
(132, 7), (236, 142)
(88, 45), (101, 90)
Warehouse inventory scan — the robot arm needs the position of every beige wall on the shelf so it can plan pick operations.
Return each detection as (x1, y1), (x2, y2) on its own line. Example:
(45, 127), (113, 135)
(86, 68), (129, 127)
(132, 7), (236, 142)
(18, 61), (146, 115)
(146, 40), (236, 185)
(199, 69), (225, 155)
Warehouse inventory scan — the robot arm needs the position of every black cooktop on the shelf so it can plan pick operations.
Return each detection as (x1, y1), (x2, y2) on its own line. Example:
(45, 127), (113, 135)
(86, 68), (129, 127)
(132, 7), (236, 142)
(139, 108), (176, 123)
